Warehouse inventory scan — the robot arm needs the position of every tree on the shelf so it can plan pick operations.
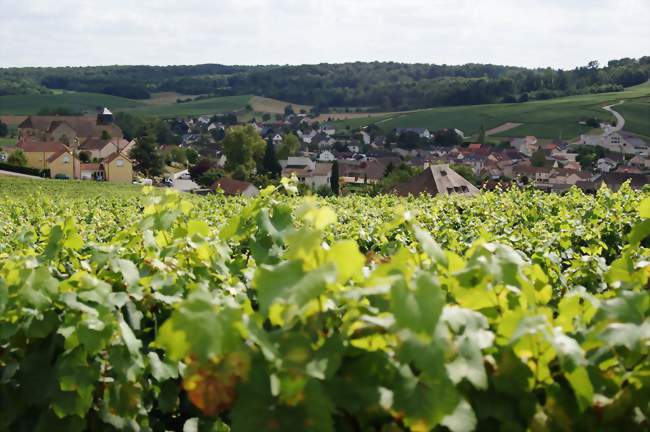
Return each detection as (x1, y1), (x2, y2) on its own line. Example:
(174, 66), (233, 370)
(434, 129), (463, 147)
(185, 148), (199, 165)
(189, 158), (217, 182)
(261, 140), (282, 178)
(277, 133), (300, 160)
(478, 124), (486, 145)
(330, 160), (339, 195)
(222, 125), (266, 177)
(101, 130), (112, 140)
(284, 105), (295, 116)
(262, 113), (271, 121)
(7, 150), (27, 166)
(531, 148), (547, 167)
(0, 120), (8, 137)
(129, 128), (164, 177)
(169, 146), (187, 165)
(78, 150), (92, 163)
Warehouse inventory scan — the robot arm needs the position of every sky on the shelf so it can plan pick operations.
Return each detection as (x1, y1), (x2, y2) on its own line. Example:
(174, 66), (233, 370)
(1, 0), (649, 69)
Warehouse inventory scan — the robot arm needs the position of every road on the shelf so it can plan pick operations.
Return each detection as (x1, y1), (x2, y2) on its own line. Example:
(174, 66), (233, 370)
(171, 169), (200, 192)
(602, 101), (625, 134)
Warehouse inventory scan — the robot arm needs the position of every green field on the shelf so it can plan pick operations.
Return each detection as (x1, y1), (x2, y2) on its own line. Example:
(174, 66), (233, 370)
(616, 97), (650, 138)
(0, 92), (145, 115)
(125, 94), (253, 117)
(334, 82), (650, 139)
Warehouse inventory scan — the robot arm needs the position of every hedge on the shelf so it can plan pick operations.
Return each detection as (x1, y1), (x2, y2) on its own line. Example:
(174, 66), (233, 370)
(0, 162), (50, 177)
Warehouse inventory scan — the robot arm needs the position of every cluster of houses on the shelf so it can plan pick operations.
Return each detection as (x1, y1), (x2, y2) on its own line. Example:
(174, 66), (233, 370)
(1, 108), (134, 183)
(176, 111), (650, 197)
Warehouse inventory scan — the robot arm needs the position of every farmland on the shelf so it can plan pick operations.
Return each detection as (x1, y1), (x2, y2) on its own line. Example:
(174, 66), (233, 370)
(0, 92), (145, 115)
(0, 176), (648, 431)
(333, 81), (650, 139)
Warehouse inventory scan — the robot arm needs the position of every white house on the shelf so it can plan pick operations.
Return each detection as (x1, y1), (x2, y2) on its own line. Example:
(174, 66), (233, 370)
(321, 125), (336, 136)
(511, 136), (539, 157)
(597, 158), (617, 173)
(282, 161), (332, 190)
(318, 150), (336, 161)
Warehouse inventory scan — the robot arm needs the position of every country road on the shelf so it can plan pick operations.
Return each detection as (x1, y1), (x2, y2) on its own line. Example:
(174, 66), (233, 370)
(602, 100), (625, 134)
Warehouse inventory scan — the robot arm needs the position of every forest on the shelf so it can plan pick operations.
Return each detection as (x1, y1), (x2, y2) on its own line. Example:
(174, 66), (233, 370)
(1, 57), (649, 112)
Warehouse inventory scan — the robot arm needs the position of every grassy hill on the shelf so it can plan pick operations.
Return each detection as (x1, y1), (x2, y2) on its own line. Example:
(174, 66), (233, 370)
(333, 81), (650, 140)
(125, 95), (253, 117)
(0, 92), (145, 115)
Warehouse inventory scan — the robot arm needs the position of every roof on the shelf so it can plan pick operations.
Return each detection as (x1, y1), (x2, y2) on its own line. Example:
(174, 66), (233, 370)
(79, 137), (129, 151)
(18, 116), (123, 138)
(213, 178), (256, 195)
(80, 163), (101, 171)
(103, 151), (132, 164)
(391, 164), (479, 197)
(46, 147), (73, 163)
(17, 139), (67, 153)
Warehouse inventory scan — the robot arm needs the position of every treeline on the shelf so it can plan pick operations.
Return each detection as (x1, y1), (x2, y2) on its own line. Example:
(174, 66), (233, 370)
(1, 57), (648, 109)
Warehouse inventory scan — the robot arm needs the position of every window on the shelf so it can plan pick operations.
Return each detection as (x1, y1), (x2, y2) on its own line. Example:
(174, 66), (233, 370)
(63, 155), (70, 164)
(116, 159), (124, 167)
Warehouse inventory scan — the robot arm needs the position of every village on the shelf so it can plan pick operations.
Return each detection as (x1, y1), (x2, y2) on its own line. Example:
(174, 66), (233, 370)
(1, 105), (648, 197)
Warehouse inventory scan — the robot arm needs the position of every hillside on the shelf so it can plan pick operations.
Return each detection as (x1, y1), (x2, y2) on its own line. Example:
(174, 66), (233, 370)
(2, 57), (649, 112)
(332, 81), (650, 139)
(0, 91), (145, 115)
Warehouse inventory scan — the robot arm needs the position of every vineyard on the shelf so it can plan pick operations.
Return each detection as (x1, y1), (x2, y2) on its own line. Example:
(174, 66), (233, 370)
(0, 177), (648, 431)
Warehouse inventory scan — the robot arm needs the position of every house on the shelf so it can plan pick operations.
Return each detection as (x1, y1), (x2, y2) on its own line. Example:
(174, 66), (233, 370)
(318, 150), (336, 162)
(510, 136), (539, 157)
(597, 158), (618, 173)
(338, 159), (388, 185)
(272, 134), (284, 148)
(47, 147), (81, 179)
(101, 152), (133, 183)
(395, 128), (431, 139)
(512, 165), (552, 183)
(213, 178), (259, 197)
(321, 125), (336, 136)
(579, 132), (648, 155)
(16, 138), (69, 170)
(360, 131), (371, 145)
(79, 138), (133, 160)
(548, 169), (592, 186)
(80, 163), (104, 181)
(390, 164), (479, 197)
(283, 162), (332, 190)
(18, 112), (123, 142)
(592, 172), (649, 191)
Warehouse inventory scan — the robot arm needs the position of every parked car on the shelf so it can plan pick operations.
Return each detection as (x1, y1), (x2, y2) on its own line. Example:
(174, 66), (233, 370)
(179, 172), (192, 180)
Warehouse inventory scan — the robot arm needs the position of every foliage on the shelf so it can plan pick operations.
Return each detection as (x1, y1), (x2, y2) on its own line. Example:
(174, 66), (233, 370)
(222, 125), (265, 178)
(0, 121), (7, 138)
(331, 160), (340, 195)
(382, 163), (421, 189)
(0, 162), (49, 177)
(277, 133), (300, 160)
(7, 149), (27, 167)
(261, 140), (282, 178)
(78, 151), (92, 163)
(185, 148), (199, 165)
(1, 58), (648, 111)
(0, 178), (648, 431)
(129, 128), (164, 177)
(531, 148), (547, 167)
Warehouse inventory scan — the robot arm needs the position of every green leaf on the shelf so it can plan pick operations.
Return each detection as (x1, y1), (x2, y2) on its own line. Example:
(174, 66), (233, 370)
(187, 219), (210, 237)
(441, 399), (477, 432)
(391, 273), (444, 334)
(566, 367), (594, 412)
(327, 240), (365, 282)
(639, 197), (650, 218)
(412, 225), (448, 267)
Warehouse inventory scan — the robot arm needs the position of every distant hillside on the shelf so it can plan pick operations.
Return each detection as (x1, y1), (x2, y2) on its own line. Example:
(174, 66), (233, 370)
(2, 57), (649, 112)
(331, 81), (650, 140)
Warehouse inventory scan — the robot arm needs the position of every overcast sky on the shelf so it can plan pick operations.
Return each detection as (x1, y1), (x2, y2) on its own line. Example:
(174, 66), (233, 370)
(1, 0), (648, 69)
